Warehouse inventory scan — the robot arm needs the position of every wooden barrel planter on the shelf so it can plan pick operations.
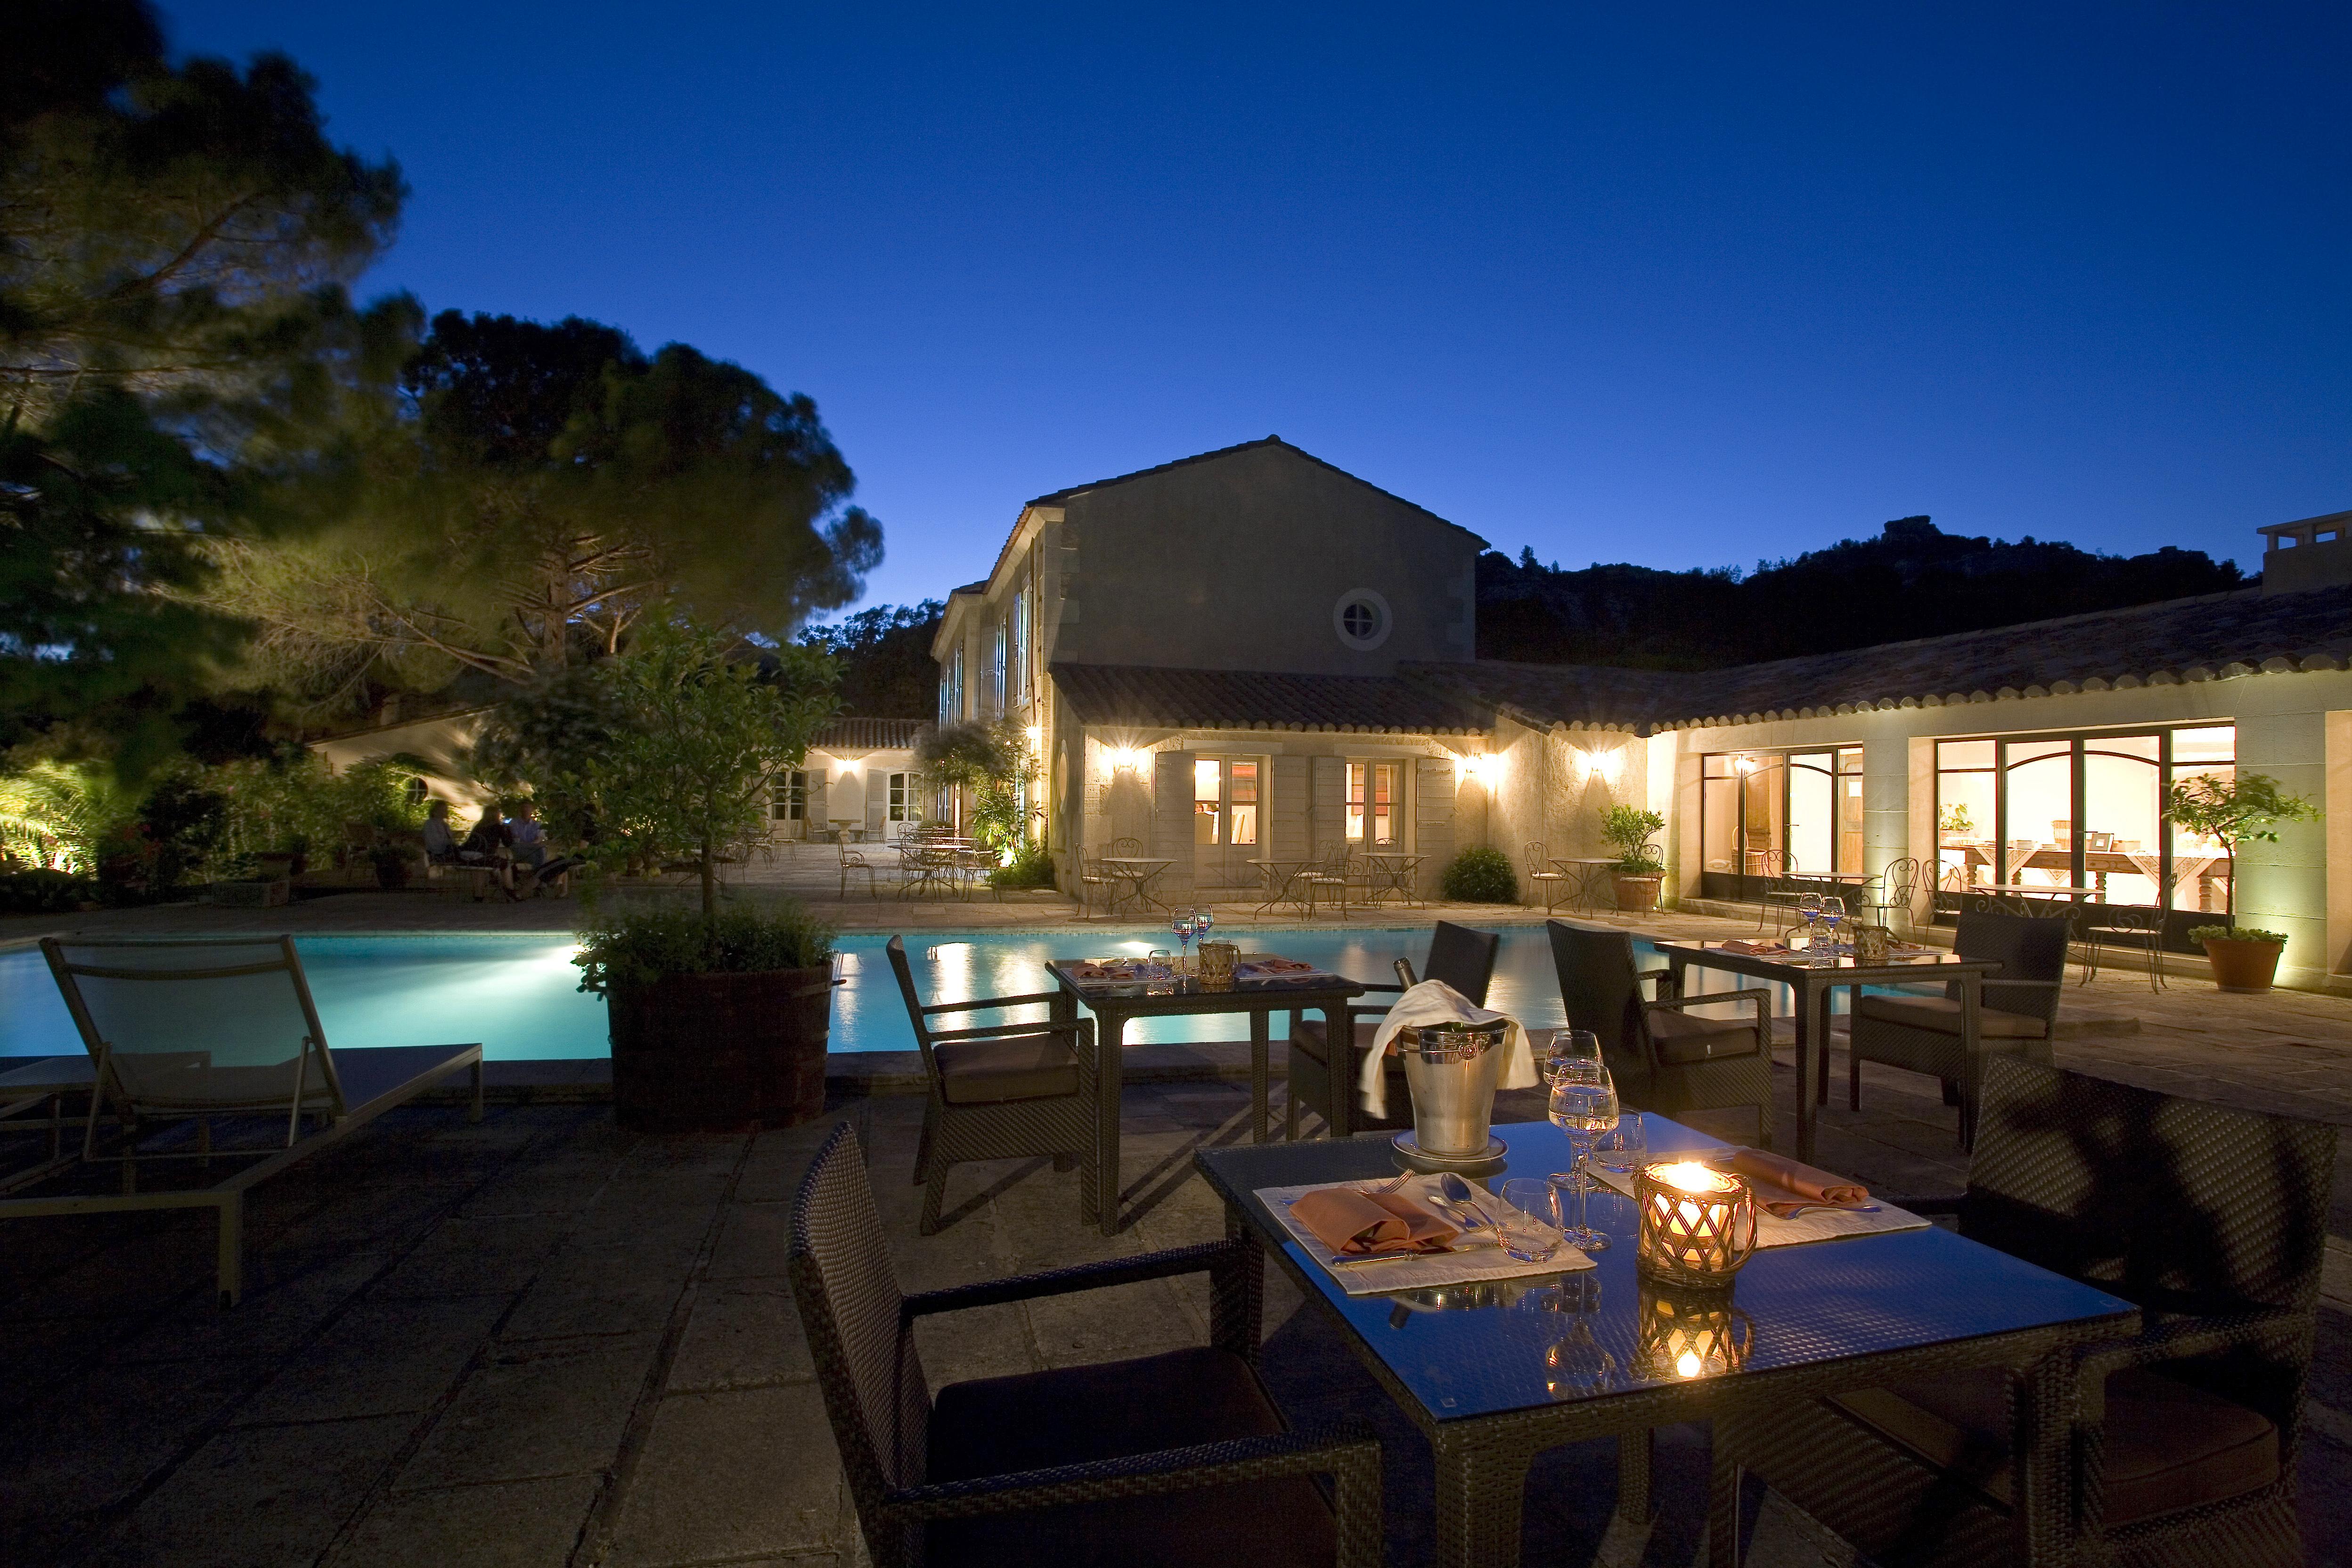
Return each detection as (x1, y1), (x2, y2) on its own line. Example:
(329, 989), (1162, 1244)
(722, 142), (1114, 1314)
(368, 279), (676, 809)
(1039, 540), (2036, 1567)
(605, 966), (833, 1133)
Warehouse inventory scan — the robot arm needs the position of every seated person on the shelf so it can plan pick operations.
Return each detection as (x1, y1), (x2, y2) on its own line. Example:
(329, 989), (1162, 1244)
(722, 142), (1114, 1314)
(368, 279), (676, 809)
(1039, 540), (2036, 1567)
(506, 800), (585, 894)
(457, 807), (521, 897)
(420, 800), (458, 863)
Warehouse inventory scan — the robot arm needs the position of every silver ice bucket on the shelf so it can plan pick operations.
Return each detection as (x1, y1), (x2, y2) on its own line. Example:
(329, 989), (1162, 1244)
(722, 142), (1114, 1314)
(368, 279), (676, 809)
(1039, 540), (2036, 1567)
(1398, 1018), (1512, 1158)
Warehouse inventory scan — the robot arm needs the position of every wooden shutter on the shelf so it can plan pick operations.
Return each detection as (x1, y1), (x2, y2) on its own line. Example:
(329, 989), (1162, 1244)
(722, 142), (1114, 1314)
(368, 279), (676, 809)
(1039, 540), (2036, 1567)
(1415, 758), (1456, 896)
(1312, 756), (1347, 854)
(1151, 750), (1198, 904)
(1271, 756), (1310, 861)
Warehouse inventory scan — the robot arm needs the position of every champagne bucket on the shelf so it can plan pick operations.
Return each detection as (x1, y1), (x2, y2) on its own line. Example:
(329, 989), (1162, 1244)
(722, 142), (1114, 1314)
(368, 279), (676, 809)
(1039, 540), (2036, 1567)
(1399, 1019), (1512, 1158)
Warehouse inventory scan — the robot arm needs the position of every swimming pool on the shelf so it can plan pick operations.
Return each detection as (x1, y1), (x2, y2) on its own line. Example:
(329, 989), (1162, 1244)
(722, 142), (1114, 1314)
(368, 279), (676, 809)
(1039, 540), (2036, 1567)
(0, 928), (1871, 1062)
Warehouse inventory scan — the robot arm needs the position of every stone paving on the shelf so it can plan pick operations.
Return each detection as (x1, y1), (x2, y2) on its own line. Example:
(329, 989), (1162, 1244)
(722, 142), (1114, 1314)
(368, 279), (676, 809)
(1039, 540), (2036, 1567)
(6, 866), (2352, 1563)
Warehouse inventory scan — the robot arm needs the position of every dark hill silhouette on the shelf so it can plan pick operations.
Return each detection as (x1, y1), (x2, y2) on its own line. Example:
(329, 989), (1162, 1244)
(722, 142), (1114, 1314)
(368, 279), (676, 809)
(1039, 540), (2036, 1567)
(1477, 516), (2247, 669)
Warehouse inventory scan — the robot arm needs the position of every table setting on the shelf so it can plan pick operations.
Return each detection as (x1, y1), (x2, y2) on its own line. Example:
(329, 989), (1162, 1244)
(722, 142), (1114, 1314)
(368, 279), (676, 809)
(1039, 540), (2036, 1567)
(1256, 1169), (1599, 1295)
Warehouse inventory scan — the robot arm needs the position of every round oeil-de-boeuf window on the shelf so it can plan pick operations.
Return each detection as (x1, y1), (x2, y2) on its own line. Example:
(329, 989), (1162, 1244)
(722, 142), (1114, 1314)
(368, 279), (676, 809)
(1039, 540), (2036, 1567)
(1332, 589), (1392, 651)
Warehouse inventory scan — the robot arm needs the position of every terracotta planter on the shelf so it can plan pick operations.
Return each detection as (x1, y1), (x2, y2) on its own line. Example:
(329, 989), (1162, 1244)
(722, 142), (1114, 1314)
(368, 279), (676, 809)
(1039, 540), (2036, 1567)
(2200, 936), (2286, 995)
(606, 966), (833, 1132)
(1613, 874), (1662, 913)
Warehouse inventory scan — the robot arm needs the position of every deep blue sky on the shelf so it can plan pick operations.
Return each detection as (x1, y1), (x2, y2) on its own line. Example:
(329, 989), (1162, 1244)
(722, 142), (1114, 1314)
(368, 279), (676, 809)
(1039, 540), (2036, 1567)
(172, 2), (2351, 613)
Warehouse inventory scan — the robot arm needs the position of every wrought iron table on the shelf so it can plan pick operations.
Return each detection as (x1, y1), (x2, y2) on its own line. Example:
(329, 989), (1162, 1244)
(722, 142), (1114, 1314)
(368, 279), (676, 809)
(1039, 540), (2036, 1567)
(1650, 941), (2001, 1163)
(1196, 1116), (2137, 1568)
(1048, 960), (1365, 1234)
(1097, 856), (1176, 914)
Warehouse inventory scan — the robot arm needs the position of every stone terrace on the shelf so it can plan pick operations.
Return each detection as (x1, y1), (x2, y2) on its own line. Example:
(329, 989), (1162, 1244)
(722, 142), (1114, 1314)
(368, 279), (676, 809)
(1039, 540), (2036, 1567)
(5, 865), (2352, 1564)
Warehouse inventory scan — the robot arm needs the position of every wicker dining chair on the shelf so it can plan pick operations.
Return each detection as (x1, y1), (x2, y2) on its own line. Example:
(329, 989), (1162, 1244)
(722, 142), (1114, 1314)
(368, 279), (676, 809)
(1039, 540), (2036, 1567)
(886, 936), (1097, 1235)
(789, 1121), (1383, 1568)
(1710, 1057), (2336, 1568)
(1847, 910), (2069, 1146)
(1283, 921), (1501, 1139)
(2078, 901), (2166, 993)
(1547, 919), (1775, 1147)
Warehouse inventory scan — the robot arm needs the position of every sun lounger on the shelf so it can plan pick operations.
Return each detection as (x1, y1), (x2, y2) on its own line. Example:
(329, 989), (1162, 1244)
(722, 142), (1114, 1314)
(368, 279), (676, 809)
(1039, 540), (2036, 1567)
(0, 937), (483, 1307)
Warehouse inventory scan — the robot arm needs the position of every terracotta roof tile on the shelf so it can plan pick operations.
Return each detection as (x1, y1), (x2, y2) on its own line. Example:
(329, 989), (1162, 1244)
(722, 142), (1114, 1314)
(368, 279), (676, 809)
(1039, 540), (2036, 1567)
(1049, 662), (1488, 735)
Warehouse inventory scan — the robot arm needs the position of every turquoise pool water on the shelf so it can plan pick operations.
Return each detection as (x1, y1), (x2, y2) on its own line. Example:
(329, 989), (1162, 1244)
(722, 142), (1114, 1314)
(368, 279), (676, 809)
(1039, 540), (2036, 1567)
(0, 928), (1862, 1062)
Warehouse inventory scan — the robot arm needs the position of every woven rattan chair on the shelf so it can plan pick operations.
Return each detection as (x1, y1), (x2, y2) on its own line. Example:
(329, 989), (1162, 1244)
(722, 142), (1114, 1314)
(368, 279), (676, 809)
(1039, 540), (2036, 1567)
(886, 936), (1097, 1235)
(1283, 921), (1501, 1140)
(1848, 910), (2068, 1146)
(789, 1121), (1382, 1568)
(2078, 901), (2166, 993)
(1710, 1057), (2336, 1568)
(1547, 919), (1774, 1147)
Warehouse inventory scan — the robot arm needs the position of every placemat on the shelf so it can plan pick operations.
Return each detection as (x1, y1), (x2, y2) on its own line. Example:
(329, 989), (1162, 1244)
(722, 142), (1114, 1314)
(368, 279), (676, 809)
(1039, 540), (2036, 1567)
(1257, 1175), (1595, 1296)
(1584, 1161), (1932, 1247)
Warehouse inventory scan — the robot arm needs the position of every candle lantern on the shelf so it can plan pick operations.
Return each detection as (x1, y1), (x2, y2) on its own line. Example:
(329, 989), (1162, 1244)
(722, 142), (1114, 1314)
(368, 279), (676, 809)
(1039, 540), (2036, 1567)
(1635, 1283), (1754, 1380)
(1633, 1160), (1759, 1285)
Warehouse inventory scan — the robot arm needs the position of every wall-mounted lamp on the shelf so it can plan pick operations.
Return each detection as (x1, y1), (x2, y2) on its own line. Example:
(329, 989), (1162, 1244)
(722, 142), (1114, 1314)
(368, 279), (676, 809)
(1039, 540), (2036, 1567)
(1023, 725), (1043, 745)
(1733, 754), (1758, 775)
(1106, 747), (1144, 773)
(1457, 753), (1503, 788)
(1576, 747), (1625, 786)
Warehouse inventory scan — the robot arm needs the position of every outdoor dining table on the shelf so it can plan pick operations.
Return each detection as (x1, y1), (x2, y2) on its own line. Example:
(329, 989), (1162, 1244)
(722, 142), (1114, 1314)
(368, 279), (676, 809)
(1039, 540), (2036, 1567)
(1248, 857), (1316, 915)
(1650, 940), (2002, 1163)
(1097, 856), (1176, 913)
(1194, 1114), (2137, 1568)
(1548, 856), (1619, 909)
(1362, 851), (1427, 907)
(1046, 958), (1365, 1234)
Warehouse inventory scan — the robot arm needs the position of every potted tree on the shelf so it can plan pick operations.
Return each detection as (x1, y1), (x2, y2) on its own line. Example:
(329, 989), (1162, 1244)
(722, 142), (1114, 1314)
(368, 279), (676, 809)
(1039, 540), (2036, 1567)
(2164, 772), (2318, 995)
(1599, 804), (1668, 913)
(571, 620), (844, 1131)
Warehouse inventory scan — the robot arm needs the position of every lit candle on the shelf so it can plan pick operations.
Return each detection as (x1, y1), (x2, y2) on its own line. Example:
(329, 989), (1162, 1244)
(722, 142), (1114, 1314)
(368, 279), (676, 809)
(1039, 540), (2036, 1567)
(1634, 1160), (1758, 1285)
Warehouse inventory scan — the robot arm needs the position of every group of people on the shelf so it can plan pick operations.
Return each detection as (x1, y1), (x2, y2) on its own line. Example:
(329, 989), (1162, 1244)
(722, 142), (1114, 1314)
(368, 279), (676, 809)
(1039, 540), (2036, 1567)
(419, 799), (585, 899)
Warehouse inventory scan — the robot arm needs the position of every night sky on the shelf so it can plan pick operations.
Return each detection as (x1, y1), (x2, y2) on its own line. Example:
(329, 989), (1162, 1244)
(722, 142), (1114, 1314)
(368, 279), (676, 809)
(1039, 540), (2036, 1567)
(170, 3), (2352, 612)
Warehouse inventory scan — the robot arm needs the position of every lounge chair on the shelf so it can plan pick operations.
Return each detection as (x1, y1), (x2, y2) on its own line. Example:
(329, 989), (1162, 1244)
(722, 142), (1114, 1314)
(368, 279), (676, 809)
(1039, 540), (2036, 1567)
(0, 937), (483, 1307)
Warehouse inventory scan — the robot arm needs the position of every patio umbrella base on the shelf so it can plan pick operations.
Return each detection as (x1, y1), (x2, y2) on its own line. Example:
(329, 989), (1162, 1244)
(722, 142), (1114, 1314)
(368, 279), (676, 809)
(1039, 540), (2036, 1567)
(1390, 1130), (1509, 1176)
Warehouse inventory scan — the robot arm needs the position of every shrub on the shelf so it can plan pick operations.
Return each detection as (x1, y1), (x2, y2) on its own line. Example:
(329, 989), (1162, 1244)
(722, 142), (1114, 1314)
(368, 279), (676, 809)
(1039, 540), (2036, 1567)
(1598, 804), (1666, 876)
(2187, 924), (2289, 945)
(1440, 845), (1519, 903)
(573, 900), (835, 994)
(988, 840), (1057, 890)
(0, 868), (100, 913)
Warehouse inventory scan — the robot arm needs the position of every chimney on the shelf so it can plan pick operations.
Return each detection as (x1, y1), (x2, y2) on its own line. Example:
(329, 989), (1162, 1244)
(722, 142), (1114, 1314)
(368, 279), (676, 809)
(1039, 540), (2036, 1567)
(2257, 510), (2352, 596)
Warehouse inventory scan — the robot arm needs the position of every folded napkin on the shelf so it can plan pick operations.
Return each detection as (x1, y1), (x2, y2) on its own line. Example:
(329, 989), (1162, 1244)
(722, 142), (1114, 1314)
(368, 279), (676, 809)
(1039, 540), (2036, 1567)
(1726, 1148), (1871, 1215)
(1289, 1186), (1458, 1256)
(1067, 962), (1139, 980)
(1249, 957), (1316, 973)
(1358, 979), (1537, 1118)
(1718, 939), (1789, 956)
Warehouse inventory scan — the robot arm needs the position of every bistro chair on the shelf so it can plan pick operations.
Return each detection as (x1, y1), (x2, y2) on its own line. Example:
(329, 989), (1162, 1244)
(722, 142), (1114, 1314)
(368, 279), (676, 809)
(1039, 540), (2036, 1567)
(1105, 835), (1144, 858)
(1847, 910), (2069, 1146)
(1074, 850), (1116, 919)
(2078, 900), (2167, 993)
(1283, 920), (1501, 1140)
(1866, 855), (1923, 935)
(789, 1121), (1383, 1568)
(838, 840), (880, 899)
(1755, 850), (1813, 932)
(1523, 841), (1573, 914)
(1303, 842), (1354, 918)
(1710, 1057), (2336, 1568)
(885, 936), (1097, 1235)
(1547, 919), (1775, 1148)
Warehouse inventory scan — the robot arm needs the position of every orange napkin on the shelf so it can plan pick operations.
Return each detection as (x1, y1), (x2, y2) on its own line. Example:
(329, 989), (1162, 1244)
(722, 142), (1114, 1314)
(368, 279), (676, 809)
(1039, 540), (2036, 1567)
(1253, 957), (1315, 973)
(1290, 1187), (1459, 1256)
(1069, 961), (1139, 980)
(1728, 1148), (1870, 1213)
(1719, 939), (1789, 956)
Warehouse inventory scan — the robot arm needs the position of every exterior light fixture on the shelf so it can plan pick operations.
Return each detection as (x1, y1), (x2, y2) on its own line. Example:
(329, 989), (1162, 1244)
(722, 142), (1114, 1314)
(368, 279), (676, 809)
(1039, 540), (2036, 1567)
(1107, 748), (1143, 772)
(1023, 725), (1043, 744)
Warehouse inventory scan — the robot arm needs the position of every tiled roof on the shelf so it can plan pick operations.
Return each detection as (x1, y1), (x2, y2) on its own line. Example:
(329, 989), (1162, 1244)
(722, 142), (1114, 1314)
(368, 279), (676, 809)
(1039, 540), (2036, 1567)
(812, 717), (930, 752)
(1049, 662), (1490, 735)
(1406, 581), (2352, 733)
(1023, 435), (1486, 544)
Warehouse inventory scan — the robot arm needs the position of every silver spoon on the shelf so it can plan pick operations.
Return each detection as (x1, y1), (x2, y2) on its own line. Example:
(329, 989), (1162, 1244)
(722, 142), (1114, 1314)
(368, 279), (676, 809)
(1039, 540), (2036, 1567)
(1438, 1173), (1499, 1228)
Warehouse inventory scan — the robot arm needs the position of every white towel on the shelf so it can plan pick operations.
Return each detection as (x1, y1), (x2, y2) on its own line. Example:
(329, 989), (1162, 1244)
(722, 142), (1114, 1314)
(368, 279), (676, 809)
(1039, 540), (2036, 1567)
(1357, 980), (1538, 1118)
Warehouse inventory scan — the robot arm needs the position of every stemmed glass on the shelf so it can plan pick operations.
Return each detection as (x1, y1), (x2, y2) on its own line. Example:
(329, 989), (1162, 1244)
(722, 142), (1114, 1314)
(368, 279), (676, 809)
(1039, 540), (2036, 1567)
(1544, 1029), (1604, 1088)
(1793, 891), (1823, 948)
(1170, 908), (1199, 973)
(1194, 906), (1214, 951)
(1821, 896), (1847, 956)
(1547, 1068), (1617, 1251)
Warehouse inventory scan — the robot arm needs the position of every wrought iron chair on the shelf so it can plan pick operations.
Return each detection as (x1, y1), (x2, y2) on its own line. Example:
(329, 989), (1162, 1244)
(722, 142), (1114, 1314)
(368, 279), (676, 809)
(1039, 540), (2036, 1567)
(790, 1121), (1382, 1568)
(1283, 921), (1501, 1139)
(1868, 855), (1922, 935)
(1710, 1057), (2336, 1568)
(1547, 919), (1774, 1148)
(838, 839), (879, 899)
(886, 936), (1096, 1235)
(1523, 841), (1573, 914)
(1302, 842), (1354, 917)
(1847, 910), (2068, 1147)
(1074, 850), (1115, 920)
(1751, 849), (1801, 930)
(2078, 901), (2167, 993)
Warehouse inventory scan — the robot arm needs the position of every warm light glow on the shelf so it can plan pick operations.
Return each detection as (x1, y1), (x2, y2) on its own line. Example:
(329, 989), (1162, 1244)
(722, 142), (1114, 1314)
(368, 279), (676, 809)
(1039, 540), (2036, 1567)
(1576, 747), (1625, 785)
(1456, 752), (1503, 788)
(1652, 1161), (1733, 1194)
(1675, 1351), (1704, 1379)
(1023, 725), (1043, 744)
(1107, 747), (1143, 772)
(1733, 754), (1758, 774)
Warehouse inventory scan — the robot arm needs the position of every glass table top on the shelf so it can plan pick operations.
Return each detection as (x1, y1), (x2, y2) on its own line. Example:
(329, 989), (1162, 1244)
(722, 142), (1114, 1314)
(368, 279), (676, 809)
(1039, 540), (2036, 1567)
(1196, 1116), (2135, 1423)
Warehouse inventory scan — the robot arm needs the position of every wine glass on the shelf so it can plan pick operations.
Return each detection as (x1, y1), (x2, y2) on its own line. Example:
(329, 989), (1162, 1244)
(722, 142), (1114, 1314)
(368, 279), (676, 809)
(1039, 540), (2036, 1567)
(1547, 1069), (1618, 1250)
(1194, 906), (1215, 948)
(1544, 1028), (1604, 1087)
(1170, 908), (1198, 972)
(1793, 891), (1823, 947)
(1821, 896), (1847, 955)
